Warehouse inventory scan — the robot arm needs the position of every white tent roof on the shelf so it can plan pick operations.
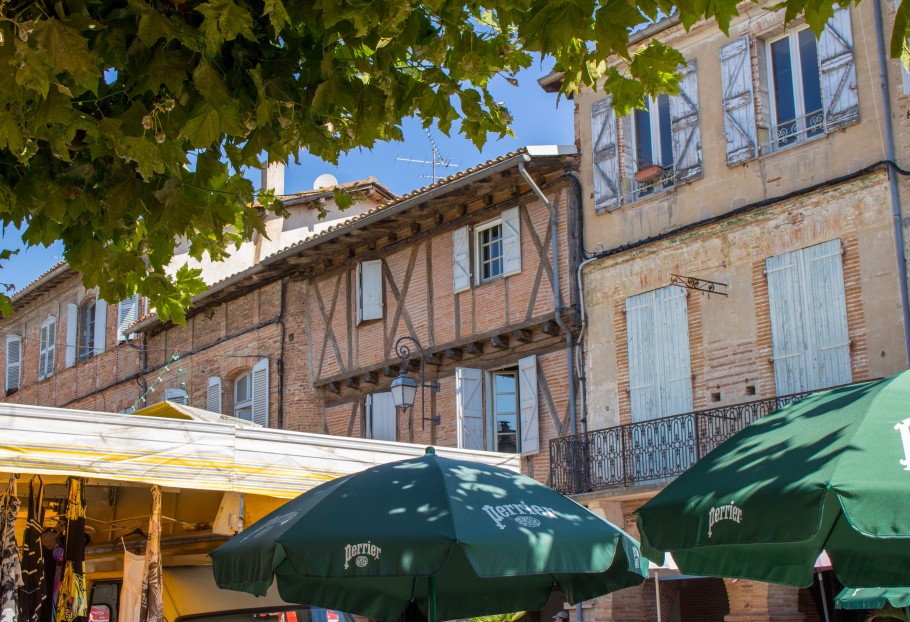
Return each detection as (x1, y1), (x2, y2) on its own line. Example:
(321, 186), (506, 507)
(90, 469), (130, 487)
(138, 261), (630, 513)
(0, 402), (520, 498)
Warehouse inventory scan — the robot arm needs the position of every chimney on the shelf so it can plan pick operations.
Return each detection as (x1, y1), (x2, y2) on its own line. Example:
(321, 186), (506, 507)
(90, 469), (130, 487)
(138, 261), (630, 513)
(261, 161), (285, 197)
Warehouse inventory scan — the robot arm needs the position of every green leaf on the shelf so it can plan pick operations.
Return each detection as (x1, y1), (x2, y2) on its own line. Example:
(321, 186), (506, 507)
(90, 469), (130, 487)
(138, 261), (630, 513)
(263, 0), (292, 32)
(32, 19), (100, 93)
(182, 103), (222, 147)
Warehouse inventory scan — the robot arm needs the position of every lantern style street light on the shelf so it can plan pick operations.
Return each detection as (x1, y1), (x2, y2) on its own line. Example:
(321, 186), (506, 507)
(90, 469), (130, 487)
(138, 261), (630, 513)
(390, 336), (440, 429)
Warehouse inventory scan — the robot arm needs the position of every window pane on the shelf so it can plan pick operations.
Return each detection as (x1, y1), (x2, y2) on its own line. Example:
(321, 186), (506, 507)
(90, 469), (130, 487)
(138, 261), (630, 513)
(657, 94), (673, 167)
(633, 101), (653, 167)
(771, 37), (798, 145)
(235, 405), (252, 421)
(798, 29), (823, 135)
(495, 373), (516, 393)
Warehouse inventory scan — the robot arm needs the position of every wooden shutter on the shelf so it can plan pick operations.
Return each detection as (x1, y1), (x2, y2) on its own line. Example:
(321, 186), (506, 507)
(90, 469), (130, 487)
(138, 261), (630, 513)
(367, 392), (397, 441)
(455, 367), (484, 450)
(501, 206), (521, 276)
(251, 357), (270, 428)
(357, 260), (383, 323)
(720, 36), (759, 164)
(5, 334), (20, 393)
(207, 376), (223, 414)
(93, 299), (107, 355)
(591, 98), (621, 211)
(164, 388), (188, 405)
(900, 0), (910, 94)
(453, 226), (471, 293)
(38, 318), (56, 381)
(65, 303), (78, 367)
(670, 61), (703, 183)
(767, 240), (851, 395)
(118, 295), (139, 342)
(626, 292), (660, 422)
(818, 8), (859, 131)
(38, 324), (48, 381)
(518, 355), (539, 455)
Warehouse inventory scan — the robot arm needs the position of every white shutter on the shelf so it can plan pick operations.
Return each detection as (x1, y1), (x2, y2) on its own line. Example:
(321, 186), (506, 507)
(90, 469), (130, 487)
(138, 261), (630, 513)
(517, 355), (539, 455)
(367, 392), (397, 441)
(357, 260), (383, 323)
(501, 207), (521, 276)
(453, 226), (471, 293)
(656, 287), (694, 415)
(93, 299), (107, 355)
(38, 318), (56, 381)
(591, 98), (621, 211)
(626, 292), (660, 422)
(818, 8), (859, 131)
(670, 61), (703, 183)
(118, 295), (139, 342)
(207, 376), (223, 414)
(455, 367), (484, 450)
(767, 240), (851, 395)
(251, 357), (270, 428)
(5, 335), (21, 393)
(65, 303), (78, 367)
(164, 387), (188, 405)
(900, 0), (910, 94)
(38, 324), (48, 381)
(720, 36), (759, 164)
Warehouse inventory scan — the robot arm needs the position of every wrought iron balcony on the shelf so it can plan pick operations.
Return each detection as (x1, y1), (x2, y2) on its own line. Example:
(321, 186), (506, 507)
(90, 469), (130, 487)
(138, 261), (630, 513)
(549, 391), (814, 495)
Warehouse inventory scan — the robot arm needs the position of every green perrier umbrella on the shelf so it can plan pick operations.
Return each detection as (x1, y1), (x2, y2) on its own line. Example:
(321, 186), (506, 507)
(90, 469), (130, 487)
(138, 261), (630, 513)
(636, 371), (910, 588)
(211, 447), (647, 622)
(835, 587), (910, 609)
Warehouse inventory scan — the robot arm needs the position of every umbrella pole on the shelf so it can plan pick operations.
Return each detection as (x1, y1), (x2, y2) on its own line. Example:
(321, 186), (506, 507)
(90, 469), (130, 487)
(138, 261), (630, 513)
(816, 572), (830, 622)
(428, 576), (437, 622)
(654, 575), (662, 622)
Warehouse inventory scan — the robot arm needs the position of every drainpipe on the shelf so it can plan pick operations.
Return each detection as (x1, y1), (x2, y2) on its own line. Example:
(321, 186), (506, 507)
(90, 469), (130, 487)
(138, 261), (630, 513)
(518, 157), (576, 439)
(575, 255), (600, 432)
(872, 0), (910, 364)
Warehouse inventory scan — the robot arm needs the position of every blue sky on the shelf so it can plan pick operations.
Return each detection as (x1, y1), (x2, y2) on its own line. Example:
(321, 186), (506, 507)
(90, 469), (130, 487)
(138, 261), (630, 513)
(2, 60), (574, 293)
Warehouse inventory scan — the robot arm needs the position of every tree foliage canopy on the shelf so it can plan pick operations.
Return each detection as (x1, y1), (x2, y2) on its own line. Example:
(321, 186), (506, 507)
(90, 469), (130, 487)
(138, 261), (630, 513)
(0, 0), (901, 321)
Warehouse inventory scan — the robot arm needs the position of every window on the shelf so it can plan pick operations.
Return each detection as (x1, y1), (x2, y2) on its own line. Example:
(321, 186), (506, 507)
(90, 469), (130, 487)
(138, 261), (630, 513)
(5, 334), (21, 395)
(719, 10), (858, 164)
(356, 260), (383, 323)
(67, 298), (107, 366)
(366, 392), (397, 441)
(455, 355), (538, 455)
(452, 207), (521, 292)
(38, 316), (56, 381)
(164, 387), (188, 405)
(234, 371), (253, 421)
(475, 219), (503, 283)
(767, 28), (824, 149)
(766, 240), (851, 395)
(590, 62), (702, 211)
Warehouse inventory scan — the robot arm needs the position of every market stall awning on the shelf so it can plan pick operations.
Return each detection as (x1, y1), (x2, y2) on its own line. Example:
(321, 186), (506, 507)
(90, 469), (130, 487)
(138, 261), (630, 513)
(0, 402), (519, 498)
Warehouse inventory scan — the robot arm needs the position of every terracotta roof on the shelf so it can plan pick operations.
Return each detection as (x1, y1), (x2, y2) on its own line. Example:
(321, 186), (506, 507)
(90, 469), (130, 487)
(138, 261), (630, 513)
(11, 262), (73, 308)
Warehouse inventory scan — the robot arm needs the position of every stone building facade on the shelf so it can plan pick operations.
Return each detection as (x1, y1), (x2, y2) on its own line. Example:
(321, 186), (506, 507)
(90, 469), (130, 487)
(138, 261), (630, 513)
(542, 0), (910, 621)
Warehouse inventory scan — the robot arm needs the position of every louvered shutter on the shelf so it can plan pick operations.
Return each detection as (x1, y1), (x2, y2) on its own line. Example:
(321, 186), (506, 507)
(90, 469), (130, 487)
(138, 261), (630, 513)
(453, 226), (471, 293)
(455, 367), (484, 450)
(118, 295), (139, 342)
(6, 335), (20, 393)
(501, 206), (521, 276)
(251, 357), (270, 428)
(670, 61), (703, 183)
(367, 392), (397, 441)
(164, 387), (188, 405)
(517, 355), (539, 455)
(38, 318), (56, 381)
(38, 324), (48, 381)
(207, 376), (223, 414)
(357, 260), (384, 323)
(720, 37), (759, 164)
(65, 303), (78, 367)
(818, 8), (859, 131)
(93, 299), (107, 355)
(591, 98), (621, 211)
(656, 287), (694, 415)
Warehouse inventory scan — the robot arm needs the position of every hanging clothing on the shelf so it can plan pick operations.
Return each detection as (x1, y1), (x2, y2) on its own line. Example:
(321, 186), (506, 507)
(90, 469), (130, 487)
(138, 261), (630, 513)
(0, 476), (23, 622)
(55, 478), (87, 622)
(139, 486), (162, 622)
(19, 476), (47, 622)
(118, 551), (144, 622)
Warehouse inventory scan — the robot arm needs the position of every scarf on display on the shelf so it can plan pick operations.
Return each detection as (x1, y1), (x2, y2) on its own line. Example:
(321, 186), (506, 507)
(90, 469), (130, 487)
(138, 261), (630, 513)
(139, 485), (162, 622)
(19, 476), (46, 622)
(0, 475), (22, 622)
(55, 478), (87, 622)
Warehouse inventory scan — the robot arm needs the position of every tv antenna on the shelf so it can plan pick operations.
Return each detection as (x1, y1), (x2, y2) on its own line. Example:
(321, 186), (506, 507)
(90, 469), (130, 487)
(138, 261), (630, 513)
(396, 128), (460, 184)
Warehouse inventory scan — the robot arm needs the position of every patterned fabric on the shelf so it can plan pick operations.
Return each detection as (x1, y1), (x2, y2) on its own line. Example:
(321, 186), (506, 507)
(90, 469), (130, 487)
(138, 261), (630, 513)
(139, 485), (163, 622)
(19, 476), (46, 622)
(0, 476), (23, 622)
(55, 478), (87, 622)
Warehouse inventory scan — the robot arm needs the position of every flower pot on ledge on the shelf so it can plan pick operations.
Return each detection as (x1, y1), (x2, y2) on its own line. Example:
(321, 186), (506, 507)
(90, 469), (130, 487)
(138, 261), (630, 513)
(634, 164), (663, 184)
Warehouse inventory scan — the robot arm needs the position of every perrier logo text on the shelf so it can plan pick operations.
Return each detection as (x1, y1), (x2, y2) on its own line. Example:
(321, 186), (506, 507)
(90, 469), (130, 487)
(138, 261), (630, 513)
(707, 501), (743, 537)
(344, 541), (382, 569)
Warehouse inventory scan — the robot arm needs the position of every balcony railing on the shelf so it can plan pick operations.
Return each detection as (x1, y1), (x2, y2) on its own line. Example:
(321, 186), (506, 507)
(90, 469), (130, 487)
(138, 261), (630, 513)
(549, 391), (814, 495)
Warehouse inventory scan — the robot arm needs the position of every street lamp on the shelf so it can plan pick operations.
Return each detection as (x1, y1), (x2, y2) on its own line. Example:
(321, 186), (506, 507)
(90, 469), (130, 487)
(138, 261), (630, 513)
(390, 336), (440, 429)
